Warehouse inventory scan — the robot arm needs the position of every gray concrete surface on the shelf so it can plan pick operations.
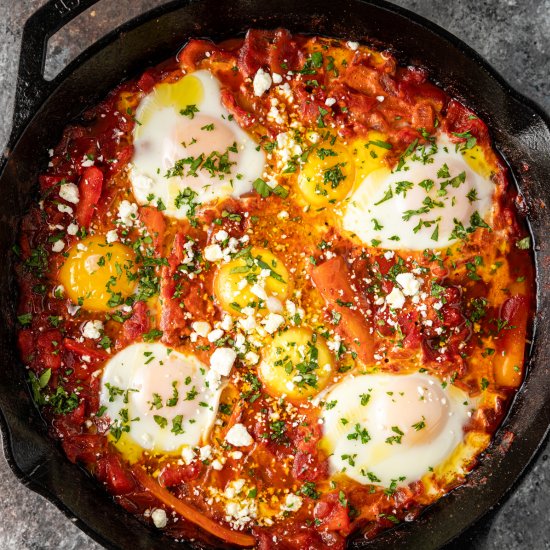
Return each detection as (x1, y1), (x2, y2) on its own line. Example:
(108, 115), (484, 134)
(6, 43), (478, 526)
(0, 0), (548, 548)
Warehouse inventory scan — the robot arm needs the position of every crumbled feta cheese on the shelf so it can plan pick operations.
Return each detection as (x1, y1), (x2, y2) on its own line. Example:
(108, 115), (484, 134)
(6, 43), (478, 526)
(181, 446), (195, 464)
(376, 95), (385, 102)
(67, 222), (79, 236)
(272, 72), (283, 84)
(347, 41), (359, 50)
(384, 250), (395, 260)
(225, 423), (253, 447)
(82, 320), (103, 339)
(266, 296), (283, 313)
(199, 445), (212, 461)
(51, 240), (65, 253)
(250, 283), (268, 301)
(215, 230), (229, 242)
(239, 315), (257, 332)
(208, 328), (224, 342)
(386, 287), (406, 309)
(117, 200), (138, 226)
(106, 229), (119, 243)
(324, 97), (336, 107)
(130, 169), (153, 194)
(211, 459), (223, 471)
(220, 315), (233, 331)
(192, 321), (211, 337)
(151, 508), (167, 528)
(262, 313), (285, 334)
(395, 272), (421, 296)
(253, 68), (272, 96)
(210, 347), (237, 376)
(57, 203), (73, 215)
(59, 183), (80, 204)
(281, 493), (303, 512)
(204, 244), (223, 262)
(245, 351), (260, 365)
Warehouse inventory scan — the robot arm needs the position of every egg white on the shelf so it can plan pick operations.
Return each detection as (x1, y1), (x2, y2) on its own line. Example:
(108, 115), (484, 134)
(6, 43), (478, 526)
(100, 342), (222, 452)
(343, 135), (494, 250)
(130, 70), (265, 219)
(321, 372), (475, 488)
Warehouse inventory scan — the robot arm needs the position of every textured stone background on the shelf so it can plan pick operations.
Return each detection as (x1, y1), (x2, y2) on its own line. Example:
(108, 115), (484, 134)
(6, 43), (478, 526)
(0, 0), (548, 549)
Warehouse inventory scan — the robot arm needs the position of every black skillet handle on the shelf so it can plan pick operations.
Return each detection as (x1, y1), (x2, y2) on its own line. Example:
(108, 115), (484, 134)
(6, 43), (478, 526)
(12, 0), (100, 145)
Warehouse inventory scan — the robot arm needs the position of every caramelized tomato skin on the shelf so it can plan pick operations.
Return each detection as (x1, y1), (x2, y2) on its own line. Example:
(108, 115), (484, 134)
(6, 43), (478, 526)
(15, 28), (534, 549)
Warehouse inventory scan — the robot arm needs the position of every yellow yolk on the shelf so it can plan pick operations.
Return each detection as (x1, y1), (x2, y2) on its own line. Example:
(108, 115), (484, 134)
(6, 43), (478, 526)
(462, 144), (494, 179)
(352, 131), (392, 185)
(134, 73), (203, 137)
(58, 235), (137, 312)
(297, 132), (390, 207)
(214, 247), (290, 314)
(259, 327), (334, 402)
(298, 142), (355, 206)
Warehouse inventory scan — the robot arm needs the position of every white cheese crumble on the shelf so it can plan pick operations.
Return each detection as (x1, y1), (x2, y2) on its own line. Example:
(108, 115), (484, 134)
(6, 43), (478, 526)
(281, 493), (303, 512)
(199, 445), (212, 461)
(57, 203), (73, 215)
(324, 97), (336, 107)
(262, 313), (285, 334)
(151, 508), (167, 528)
(82, 320), (103, 339)
(117, 200), (138, 226)
(67, 222), (79, 236)
(192, 321), (211, 337)
(59, 183), (80, 204)
(395, 272), (422, 296)
(347, 41), (359, 50)
(225, 423), (253, 447)
(266, 296), (283, 313)
(207, 328), (224, 342)
(51, 240), (65, 253)
(204, 244), (224, 262)
(106, 229), (119, 243)
(386, 287), (406, 309)
(253, 68), (272, 96)
(210, 347), (237, 376)
(181, 446), (195, 464)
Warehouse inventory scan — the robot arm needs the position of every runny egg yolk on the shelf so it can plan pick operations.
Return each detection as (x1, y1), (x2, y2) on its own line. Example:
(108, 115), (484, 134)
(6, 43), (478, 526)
(297, 131), (390, 207)
(298, 142), (355, 206)
(58, 235), (137, 312)
(134, 74), (203, 137)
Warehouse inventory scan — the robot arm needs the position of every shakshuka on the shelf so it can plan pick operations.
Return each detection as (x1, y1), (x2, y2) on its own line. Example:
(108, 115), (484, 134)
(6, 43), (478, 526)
(15, 29), (534, 548)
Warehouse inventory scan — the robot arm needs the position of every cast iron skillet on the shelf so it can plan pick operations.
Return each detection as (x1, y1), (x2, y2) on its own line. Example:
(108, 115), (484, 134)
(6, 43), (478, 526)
(1, 0), (549, 548)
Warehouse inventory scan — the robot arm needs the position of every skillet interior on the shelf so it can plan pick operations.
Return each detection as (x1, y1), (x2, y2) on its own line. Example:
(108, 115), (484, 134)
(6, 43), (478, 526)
(1, 1), (549, 548)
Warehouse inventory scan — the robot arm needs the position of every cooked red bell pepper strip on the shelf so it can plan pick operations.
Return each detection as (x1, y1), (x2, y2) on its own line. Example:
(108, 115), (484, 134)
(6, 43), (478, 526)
(494, 295), (529, 388)
(132, 466), (255, 547)
(75, 166), (103, 228)
(139, 206), (166, 256)
(63, 338), (109, 360)
(311, 256), (375, 363)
